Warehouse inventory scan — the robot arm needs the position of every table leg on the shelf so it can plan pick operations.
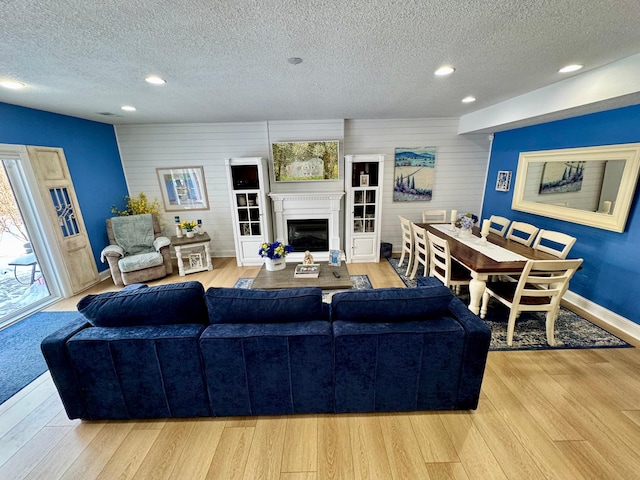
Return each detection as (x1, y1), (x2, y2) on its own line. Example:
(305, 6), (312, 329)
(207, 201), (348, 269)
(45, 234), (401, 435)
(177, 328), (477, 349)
(204, 244), (213, 271)
(469, 272), (488, 317)
(175, 245), (185, 276)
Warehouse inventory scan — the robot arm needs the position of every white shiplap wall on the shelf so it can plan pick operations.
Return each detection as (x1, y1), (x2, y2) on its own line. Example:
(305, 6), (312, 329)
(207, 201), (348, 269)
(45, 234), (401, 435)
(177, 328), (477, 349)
(344, 118), (491, 254)
(115, 117), (491, 259)
(115, 122), (270, 257)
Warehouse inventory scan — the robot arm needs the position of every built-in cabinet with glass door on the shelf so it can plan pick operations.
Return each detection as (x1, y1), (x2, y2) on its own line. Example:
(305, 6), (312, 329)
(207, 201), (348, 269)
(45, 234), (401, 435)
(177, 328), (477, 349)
(344, 154), (384, 263)
(225, 157), (272, 266)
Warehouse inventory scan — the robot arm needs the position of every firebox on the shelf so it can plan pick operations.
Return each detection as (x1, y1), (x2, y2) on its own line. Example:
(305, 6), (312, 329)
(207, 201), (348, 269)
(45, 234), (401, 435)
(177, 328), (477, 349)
(287, 219), (329, 252)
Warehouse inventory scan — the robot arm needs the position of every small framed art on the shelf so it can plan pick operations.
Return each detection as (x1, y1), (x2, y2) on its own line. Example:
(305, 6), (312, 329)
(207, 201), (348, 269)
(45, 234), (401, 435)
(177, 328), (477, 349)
(156, 166), (209, 211)
(495, 171), (512, 192)
(360, 174), (369, 187)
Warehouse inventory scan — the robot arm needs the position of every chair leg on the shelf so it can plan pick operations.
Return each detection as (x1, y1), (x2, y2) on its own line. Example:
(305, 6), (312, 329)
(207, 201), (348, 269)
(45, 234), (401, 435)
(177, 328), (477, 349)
(398, 250), (406, 268)
(545, 309), (559, 346)
(410, 254), (420, 279)
(405, 250), (414, 277)
(507, 309), (519, 347)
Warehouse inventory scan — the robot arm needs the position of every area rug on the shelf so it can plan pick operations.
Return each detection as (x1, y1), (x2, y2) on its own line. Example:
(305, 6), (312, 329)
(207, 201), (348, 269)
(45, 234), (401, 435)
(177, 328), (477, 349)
(386, 257), (631, 351)
(233, 274), (373, 302)
(0, 311), (79, 405)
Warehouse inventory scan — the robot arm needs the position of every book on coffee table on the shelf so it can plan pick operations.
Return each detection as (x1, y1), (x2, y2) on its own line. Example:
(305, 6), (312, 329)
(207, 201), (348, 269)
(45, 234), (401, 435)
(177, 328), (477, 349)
(294, 264), (320, 278)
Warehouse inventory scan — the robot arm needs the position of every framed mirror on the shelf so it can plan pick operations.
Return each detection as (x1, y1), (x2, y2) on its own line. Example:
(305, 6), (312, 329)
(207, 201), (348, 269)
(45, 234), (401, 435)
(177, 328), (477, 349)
(512, 143), (640, 232)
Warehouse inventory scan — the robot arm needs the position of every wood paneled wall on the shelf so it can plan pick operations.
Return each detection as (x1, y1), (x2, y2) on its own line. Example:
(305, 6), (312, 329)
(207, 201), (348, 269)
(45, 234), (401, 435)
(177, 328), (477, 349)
(115, 118), (490, 257)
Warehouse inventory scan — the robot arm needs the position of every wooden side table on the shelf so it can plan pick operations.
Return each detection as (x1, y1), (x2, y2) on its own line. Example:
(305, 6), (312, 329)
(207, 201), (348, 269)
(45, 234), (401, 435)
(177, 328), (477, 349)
(170, 232), (213, 276)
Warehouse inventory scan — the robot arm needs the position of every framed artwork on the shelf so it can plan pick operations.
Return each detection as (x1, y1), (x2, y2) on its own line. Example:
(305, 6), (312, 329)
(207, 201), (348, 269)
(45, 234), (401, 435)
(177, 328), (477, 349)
(271, 140), (339, 182)
(495, 171), (512, 191)
(359, 174), (369, 187)
(393, 147), (435, 201)
(539, 161), (585, 194)
(156, 166), (209, 211)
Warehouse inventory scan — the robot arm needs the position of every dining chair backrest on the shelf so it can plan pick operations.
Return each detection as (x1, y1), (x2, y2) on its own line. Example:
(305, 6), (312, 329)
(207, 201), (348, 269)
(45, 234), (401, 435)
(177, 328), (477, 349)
(484, 258), (583, 346)
(532, 230), (577, 259)
(426, 231), (471, 289)
(513, 258), (582, 304)
(488, 215), (510, 237)
(506, 221), (539, 247)
(410, 223), (429, 279)
(398, 216), (414, 274)
(422, 209), (448, 223)
(426, 231), (453, 286)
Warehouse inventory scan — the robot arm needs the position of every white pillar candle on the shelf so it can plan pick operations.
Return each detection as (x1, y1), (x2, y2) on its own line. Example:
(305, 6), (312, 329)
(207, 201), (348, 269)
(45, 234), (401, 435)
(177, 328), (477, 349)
(450, 210), (458, 222)
(481, 219), (491, 236)
(603, 201), (612, 214)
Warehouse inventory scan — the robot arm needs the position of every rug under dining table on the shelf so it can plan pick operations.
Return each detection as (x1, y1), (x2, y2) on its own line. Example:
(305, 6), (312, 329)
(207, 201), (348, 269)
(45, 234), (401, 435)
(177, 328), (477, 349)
(386, 257), (631, 351)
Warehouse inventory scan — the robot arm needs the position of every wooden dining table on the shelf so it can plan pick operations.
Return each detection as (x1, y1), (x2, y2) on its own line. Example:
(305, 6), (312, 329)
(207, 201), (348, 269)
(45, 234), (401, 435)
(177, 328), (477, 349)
(419, 223), (558, 318)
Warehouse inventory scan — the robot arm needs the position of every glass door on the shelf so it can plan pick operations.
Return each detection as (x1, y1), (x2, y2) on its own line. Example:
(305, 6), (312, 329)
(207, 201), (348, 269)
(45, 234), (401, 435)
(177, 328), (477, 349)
(0, 159), (52, 328)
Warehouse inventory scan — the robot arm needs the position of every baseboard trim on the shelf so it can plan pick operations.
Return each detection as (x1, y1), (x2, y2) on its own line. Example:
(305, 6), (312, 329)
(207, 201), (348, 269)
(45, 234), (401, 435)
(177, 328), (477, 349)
(564, 290), (640, 343)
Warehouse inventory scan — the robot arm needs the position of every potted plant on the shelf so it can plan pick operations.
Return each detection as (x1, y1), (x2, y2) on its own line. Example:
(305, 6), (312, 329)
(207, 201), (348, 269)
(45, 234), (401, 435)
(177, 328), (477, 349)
(179, 220), (198, 238)
(258, 241), (294, 271)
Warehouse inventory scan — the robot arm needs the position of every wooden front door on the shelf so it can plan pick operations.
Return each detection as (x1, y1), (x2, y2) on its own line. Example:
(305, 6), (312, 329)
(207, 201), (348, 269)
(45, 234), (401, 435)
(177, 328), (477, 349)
(27, 146), (99, 294)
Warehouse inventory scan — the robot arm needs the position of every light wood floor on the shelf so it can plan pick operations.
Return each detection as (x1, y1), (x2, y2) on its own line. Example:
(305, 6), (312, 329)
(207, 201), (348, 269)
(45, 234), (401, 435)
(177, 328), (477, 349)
(2, 258), (640, 480)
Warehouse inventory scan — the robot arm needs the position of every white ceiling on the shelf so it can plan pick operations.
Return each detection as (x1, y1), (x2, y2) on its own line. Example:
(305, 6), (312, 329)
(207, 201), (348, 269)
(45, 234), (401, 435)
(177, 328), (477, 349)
(2, 0), (640, 127)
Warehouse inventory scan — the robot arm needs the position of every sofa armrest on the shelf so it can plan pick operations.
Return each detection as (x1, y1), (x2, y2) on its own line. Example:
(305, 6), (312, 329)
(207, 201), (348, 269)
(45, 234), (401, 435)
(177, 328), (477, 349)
(447, 296), (491, 409)
(40, 317), (92, 419)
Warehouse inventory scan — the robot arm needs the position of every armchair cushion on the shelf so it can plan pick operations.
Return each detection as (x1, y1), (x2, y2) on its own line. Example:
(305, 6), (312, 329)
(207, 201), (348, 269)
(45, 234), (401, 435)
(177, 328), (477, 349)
(110, 214), (155, 256)
(77, 281), (208, 327)
(118, 252), (164, 273)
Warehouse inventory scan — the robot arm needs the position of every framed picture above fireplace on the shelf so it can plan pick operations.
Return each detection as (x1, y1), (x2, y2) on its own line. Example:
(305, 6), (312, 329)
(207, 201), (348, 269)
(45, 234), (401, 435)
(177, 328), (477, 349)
(271, 140), (339, 182)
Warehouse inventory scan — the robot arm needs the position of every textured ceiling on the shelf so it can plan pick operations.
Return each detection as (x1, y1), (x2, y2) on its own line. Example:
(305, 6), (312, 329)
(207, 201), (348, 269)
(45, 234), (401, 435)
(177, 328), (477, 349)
(2, 0), (640, 126)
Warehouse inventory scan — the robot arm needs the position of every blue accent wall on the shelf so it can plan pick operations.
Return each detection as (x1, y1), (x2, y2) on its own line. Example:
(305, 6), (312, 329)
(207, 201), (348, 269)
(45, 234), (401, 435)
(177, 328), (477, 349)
(482, 104), (640, 324)
(0, 102), (128, 272)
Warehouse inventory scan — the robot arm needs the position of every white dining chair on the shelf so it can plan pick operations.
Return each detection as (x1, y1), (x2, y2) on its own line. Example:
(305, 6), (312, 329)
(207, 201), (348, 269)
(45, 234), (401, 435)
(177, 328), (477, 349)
(410, 223), (429, 280)
(488, 215), (510, 237)
(532, 230), (577, 259)
(398, 216), (414, 276)
(505, 221), (539, 247)
(482, 258), (583, 347)
(426, 231), (471, 292)
(422, 209), (448, 223)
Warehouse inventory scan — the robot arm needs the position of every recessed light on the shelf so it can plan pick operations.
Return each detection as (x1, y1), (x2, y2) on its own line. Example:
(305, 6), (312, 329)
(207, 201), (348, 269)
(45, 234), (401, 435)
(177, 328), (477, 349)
(145, 75), (166, 85)
(287, 57), (303, 65)
(0, 80), (26, 89)
(434, 66), (455, 76)
(559, 64), (583, 73)
(462, 96), (476, 103)
(121, 105), (136, 111)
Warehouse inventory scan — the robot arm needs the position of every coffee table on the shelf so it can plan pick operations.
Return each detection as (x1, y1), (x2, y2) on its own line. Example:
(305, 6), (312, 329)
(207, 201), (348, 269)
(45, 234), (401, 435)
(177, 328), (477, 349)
(251, 262), (352, 290)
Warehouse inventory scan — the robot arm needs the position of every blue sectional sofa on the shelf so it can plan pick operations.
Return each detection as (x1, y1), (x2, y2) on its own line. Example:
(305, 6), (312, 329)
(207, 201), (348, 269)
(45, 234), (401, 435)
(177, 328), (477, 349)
(41, 280), (491, 420)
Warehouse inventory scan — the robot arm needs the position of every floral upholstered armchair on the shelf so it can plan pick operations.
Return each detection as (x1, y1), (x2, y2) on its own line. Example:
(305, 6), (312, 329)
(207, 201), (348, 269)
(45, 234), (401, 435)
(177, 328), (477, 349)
(101, 214), (173, 287)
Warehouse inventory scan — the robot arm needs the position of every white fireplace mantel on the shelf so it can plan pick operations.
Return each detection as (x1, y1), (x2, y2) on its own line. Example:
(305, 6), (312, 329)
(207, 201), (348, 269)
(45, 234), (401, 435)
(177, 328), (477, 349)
(269, 192), (344, 262)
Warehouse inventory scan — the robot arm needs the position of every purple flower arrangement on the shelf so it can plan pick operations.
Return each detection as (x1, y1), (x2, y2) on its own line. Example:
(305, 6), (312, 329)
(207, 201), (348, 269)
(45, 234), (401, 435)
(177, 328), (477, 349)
(455, 213), (478, 229)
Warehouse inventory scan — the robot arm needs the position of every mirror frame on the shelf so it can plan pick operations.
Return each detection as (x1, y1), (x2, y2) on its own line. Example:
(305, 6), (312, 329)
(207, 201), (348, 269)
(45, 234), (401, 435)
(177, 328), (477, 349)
(512, 143), (640, 232)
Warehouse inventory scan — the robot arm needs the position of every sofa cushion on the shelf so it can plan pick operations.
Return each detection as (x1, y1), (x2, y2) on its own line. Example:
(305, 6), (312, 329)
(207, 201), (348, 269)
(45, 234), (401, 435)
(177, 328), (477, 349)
(205, 287), (324, 324)
(77, 281), (207, 327)
(330, 286), (453, 322)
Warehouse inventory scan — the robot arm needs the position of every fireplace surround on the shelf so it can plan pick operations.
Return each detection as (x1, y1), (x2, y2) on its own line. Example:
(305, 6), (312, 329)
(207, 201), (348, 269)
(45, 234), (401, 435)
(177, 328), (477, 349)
(269, 192), (344, 263)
